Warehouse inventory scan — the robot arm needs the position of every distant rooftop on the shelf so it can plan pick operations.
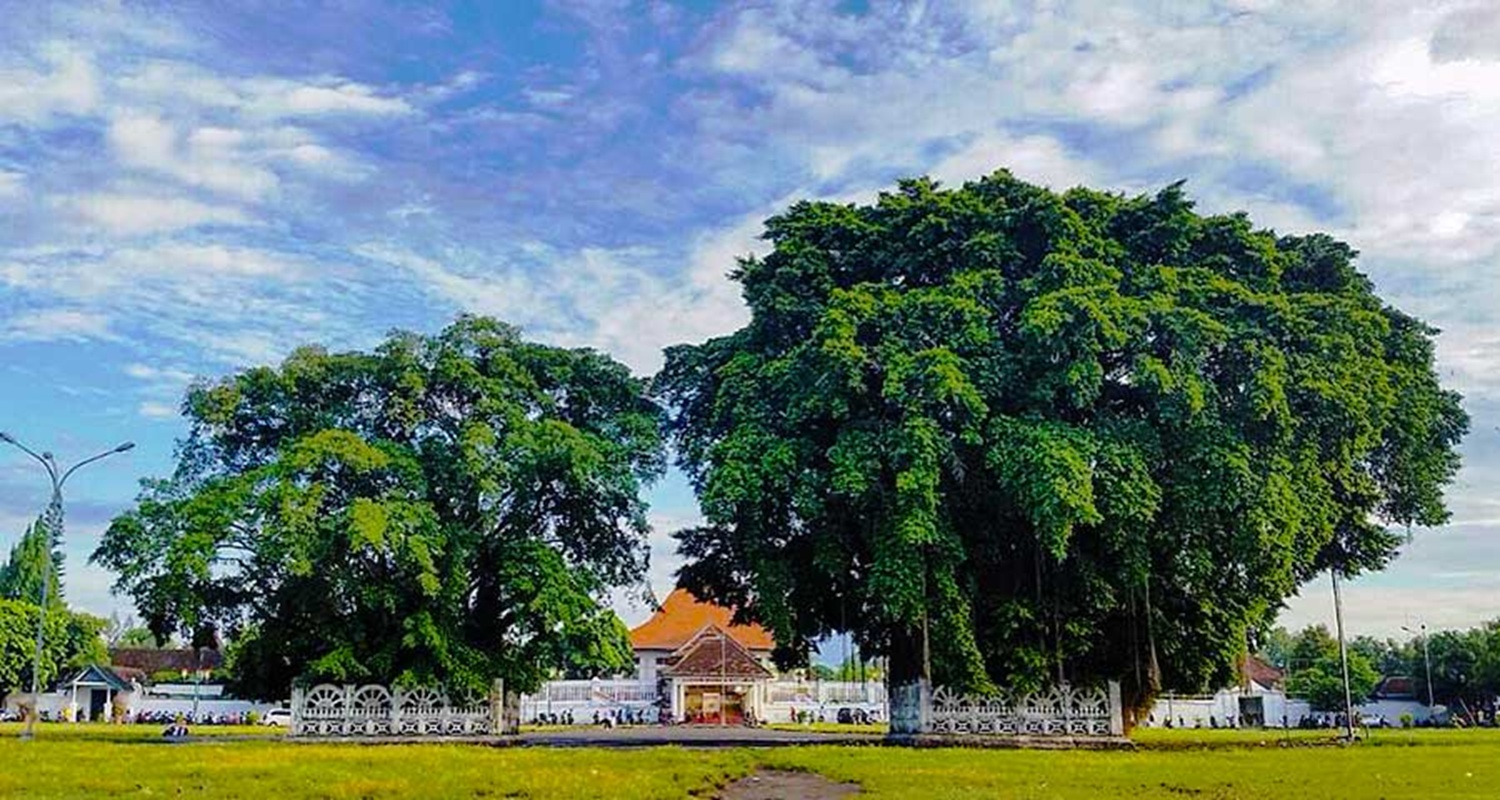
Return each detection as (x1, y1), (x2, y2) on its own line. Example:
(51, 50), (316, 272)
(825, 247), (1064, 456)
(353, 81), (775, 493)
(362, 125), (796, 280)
(110, 647), (222, 676)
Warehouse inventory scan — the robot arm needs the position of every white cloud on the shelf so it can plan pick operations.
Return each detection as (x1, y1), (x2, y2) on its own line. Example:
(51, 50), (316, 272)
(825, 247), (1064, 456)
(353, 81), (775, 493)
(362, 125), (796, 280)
(137, 400), (179, 420)
(1281, 572), (1500, 638)
(249, 80), (414, 118)
(929, 132), (1103, 191)
(1, 239), (334, 367)
(362, 207), (764, 376)
(67, 191), (251, 235)
(0, 42), (100, 124)
(0, 308), (115, 343)
(124, 362), (196, 384)
(108, 114), (177, 170)
(106, 116), (283, 203)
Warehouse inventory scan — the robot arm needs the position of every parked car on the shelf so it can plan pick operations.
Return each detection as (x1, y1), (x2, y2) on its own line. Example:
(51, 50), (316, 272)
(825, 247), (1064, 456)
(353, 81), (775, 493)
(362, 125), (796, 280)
(261, 708), (292, 727)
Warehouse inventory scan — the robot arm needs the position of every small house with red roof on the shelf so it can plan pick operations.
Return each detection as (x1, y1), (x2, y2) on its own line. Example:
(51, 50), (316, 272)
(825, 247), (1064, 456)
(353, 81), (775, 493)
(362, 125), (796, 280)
(628, 588), (777, 723)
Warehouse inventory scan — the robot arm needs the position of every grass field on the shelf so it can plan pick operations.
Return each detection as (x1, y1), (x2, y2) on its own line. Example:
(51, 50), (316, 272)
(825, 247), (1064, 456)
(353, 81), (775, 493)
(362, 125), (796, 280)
(2, 724), (1497, 798)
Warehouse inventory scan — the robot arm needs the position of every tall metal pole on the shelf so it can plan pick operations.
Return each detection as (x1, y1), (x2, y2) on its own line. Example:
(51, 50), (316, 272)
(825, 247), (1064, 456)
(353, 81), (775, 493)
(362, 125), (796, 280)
(27, 489), (63, 738)
(1421, 625), (1435, 710)
(1403, 622), (1437, 712)
(192, 648), (203, 723)
(1, 433), (133, 742)
(1331, 569), (1356, 740)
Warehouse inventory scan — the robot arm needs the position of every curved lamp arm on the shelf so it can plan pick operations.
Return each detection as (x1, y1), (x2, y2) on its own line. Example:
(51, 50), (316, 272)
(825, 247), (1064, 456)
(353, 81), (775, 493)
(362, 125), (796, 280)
(0, 432), (60, 484)
(59, 442), (135, 487)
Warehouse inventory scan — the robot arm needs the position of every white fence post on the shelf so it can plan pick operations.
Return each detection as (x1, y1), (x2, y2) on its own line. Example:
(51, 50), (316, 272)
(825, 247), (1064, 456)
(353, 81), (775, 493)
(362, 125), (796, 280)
(488, 679), (503, 735)
(1108, 680), (1124, 736)
(289, 686), (303, 737)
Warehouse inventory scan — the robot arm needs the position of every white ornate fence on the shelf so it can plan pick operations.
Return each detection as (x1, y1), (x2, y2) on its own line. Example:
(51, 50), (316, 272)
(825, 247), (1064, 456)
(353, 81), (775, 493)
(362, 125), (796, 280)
(890, 680), (1123, 737)
(290, 681), (512, 737)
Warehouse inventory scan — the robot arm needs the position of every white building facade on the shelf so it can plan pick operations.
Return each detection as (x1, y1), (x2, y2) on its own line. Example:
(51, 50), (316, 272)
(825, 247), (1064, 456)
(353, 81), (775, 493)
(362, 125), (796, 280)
(520, 588), (885, 725)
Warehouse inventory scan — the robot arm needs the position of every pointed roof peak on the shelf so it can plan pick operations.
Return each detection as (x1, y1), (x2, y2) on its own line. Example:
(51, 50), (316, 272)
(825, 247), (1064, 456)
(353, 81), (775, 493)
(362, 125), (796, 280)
(629, 588), (774, 651)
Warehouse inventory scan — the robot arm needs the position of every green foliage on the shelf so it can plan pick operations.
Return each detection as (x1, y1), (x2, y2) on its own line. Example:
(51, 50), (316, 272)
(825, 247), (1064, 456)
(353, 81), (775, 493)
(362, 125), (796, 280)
(1412, 622), (1500, 710)
(1350, 634), (1410, 676)
(0, 599), (105, 696)
(1255, 626), (1295, 672)
(832, 656), (883, 683)
(116, 627), (160, 649)
(657, 172), (1467, 706)
(1283, 625), (1379, 711)
(0, 519), (63, 608)
(94, 316), (665, 699)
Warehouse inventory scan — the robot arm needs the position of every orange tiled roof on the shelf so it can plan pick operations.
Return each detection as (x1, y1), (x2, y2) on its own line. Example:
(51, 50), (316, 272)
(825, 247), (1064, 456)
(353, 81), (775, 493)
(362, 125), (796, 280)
(629, 588), (775, 651)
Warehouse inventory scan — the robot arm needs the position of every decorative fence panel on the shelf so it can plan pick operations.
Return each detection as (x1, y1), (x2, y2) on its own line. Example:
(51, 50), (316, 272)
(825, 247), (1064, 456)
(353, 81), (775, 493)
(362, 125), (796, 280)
(890, 680), (1123, 738)
(290, 680), (510, 737)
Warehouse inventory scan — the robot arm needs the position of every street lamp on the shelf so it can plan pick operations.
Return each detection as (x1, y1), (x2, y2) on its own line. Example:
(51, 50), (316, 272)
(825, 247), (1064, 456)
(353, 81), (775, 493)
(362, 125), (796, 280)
(1, 432), (134, 741)
(1401, 623), (1436, 710)
(1330, 567), (1356, 741)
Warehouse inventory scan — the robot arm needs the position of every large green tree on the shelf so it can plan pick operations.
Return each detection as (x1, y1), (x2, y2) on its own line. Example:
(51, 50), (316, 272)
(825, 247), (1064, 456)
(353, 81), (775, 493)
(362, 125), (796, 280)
(95, 317), (664, 699)
(657, 172), (1467, 712)
(0, 519), (63, 609)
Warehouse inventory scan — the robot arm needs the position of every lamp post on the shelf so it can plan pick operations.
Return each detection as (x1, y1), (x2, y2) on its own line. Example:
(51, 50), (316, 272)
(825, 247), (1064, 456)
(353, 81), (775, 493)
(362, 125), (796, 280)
(1401, 623), (1436, 710)
(1330, 568), (1356, 741)
(1, 432), (133, 741)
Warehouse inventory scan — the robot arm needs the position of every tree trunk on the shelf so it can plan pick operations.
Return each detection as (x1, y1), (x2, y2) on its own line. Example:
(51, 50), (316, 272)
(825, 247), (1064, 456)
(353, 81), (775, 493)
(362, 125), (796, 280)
(886, 625), (927, 688)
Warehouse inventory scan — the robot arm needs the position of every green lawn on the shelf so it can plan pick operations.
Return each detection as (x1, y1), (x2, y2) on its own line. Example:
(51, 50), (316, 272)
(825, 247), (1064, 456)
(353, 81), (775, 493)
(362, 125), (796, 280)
(2, 725), (1496, 799)
(762, 738), (1499, 799)
(0, 721), (283, 740)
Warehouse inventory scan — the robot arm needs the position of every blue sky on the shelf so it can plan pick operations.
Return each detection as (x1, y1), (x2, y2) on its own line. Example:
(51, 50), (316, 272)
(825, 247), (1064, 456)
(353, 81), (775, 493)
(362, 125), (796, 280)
(1, 0), (1497, 636)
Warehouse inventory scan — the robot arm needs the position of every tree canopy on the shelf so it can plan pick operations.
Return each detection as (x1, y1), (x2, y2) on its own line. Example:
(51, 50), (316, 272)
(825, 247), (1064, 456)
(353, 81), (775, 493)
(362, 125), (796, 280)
(0, 520), (105, 697)
(1282, 625), (1379, 712)
(0, 599), (108, 698)
(95, 317), (665, 699)
(0, 519), (63, 609)
(656, 171), (1467, 710)
(1414, 623), (1500, 713)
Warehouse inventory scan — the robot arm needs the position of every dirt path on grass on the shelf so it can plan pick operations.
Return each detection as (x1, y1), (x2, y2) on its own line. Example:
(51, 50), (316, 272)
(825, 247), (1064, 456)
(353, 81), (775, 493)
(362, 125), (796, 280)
(717, 770), (861, 799)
